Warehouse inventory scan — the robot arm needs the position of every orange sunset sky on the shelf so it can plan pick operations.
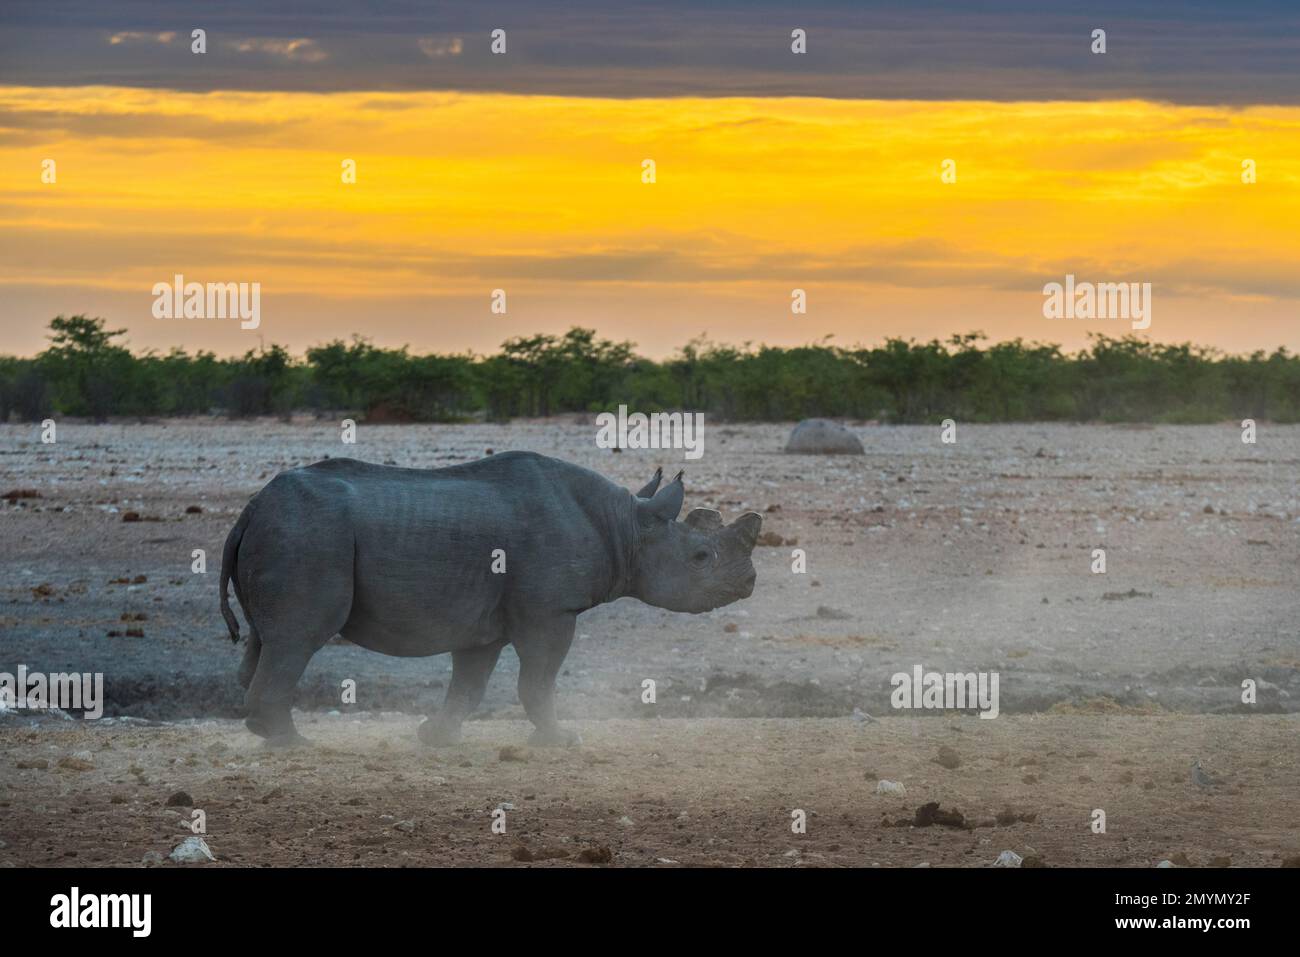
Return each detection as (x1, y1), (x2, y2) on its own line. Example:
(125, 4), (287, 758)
(2, 4), (1299, 359)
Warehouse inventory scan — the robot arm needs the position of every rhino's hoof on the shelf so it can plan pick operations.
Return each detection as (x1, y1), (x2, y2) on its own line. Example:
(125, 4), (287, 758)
(418, 718), (462, 747)
(528, 727), (583, 748)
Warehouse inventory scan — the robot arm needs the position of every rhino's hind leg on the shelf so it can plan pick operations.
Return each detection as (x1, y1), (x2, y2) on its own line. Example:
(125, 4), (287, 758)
(244, 611), (345, 747)
(515, 620), (581, 748)
(419, 640), (505, 747)
(244, 634), (320, 747)
(237, 627), (262, 690)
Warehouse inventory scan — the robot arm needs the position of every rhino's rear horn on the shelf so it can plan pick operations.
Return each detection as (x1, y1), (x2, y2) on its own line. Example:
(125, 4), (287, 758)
(637, 474), (685, 524)
(635, 466), (664, 499)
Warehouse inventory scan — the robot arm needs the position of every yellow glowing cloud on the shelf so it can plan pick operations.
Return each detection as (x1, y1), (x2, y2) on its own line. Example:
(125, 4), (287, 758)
(1, 87), (1297, 355)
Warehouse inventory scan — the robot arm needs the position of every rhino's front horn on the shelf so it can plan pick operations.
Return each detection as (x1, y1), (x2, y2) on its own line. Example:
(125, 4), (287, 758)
(730, 512), (762, 548)
(684, 507), (724, 530)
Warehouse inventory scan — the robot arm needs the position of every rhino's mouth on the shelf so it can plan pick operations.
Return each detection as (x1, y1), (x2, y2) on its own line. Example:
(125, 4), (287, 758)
(710, 572), (756, 609)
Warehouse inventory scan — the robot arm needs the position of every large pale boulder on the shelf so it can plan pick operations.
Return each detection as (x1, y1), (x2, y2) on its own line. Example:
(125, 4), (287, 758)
(784, 419), (864, 455)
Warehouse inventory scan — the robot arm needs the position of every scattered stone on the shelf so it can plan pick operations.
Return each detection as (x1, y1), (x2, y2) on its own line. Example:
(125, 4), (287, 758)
(498, 745), (531, 763)
(30, 583), (55, 598)
(1022, 855), (1046, 868)
(512, 845), (570, 862)
(16, 759), (48, 769)
(1280, 856), (1300, 868)
(2, 488), (41, 500)
(874, 780), (907, 797)
(1209, 856), (1231, 868)
(169, 836), (215, 863)
(910, 802), (967, 829)
(185, 505), (203, 514)
(1170, 851), (1193, 867)
(784, 419), (865, 455)
(723, 623), (738, 633)
(165, 790), (194, 807)
(577, 846), (613, 864)
(992, 850), (1023, 868)
(1156, 859), (1176, 868)
(122, 511), (141, 522)
(141, 850), (164, 864)
(815, 605), (851, 620)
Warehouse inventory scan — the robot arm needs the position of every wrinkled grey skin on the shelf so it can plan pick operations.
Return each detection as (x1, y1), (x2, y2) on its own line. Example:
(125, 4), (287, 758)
(220, 451), (761, 747)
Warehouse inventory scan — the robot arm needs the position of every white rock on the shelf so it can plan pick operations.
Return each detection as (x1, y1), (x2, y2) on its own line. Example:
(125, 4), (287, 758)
(875, 780), (907, 796)
(169, 836), (215, 863)
(992, 850), (1023, 868)
(785, 419), (865, 455)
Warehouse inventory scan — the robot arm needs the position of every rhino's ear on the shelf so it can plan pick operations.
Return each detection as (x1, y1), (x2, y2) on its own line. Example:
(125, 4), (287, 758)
(684, 507), (723, 531)
(730, 512), (762, 549)
(635, 466), (663, 499)
(637, 472), (684, 524)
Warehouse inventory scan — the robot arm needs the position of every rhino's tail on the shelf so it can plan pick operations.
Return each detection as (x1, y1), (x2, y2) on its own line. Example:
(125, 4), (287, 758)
(220, 504), (253, 643)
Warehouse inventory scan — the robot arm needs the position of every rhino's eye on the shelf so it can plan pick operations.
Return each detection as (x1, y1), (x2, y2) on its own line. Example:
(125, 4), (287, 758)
(690, 548), (712, 565)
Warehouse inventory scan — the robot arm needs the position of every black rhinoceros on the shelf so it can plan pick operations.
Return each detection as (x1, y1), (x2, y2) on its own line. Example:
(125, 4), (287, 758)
(220, 451), (760, 747)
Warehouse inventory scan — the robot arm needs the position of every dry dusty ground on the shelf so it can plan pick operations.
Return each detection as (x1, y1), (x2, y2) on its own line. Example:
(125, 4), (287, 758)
(1, 419), (1297, 866)
(1, 713), (1297, 868)
(2, 419), (1298, 719)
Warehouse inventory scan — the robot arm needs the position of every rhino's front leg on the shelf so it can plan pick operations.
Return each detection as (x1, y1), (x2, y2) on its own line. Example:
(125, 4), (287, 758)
(418, 640), (505, 746)
(515, 617), (580, 747)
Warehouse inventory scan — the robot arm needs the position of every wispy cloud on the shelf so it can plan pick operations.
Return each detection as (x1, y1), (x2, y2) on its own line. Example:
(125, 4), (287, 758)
(107, 31), (175, 45)
(417, 37), (463, 59)
(230, 38), (326, 62)
(4, 1), (1294, 103)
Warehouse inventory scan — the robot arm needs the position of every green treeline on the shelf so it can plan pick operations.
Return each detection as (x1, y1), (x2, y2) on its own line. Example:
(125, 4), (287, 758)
(2, 315), (1298, 424)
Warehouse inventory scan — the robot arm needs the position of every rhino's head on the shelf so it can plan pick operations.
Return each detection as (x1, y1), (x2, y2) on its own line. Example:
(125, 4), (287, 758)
(630, 468), (761, 613)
